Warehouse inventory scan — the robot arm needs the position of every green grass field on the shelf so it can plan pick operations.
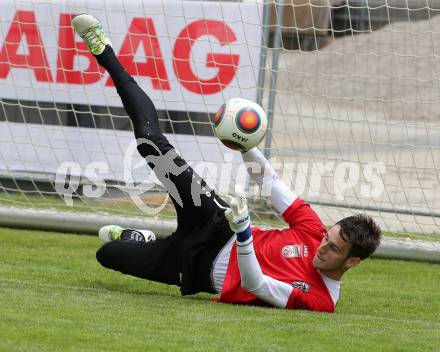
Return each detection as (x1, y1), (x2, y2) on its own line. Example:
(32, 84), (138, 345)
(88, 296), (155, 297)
(0, 227), (439, 352)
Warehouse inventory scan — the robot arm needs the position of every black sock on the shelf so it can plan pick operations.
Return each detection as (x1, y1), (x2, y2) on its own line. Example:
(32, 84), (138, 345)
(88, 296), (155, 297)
(95, 45), (125, 77)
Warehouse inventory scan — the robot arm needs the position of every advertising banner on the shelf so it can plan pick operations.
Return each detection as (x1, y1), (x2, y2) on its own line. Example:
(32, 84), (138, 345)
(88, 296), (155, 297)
(0, 0), (262, 113)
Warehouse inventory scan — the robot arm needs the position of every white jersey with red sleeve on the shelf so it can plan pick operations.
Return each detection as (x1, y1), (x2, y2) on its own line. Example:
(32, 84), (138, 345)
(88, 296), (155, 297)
(217, 197), (336, 313)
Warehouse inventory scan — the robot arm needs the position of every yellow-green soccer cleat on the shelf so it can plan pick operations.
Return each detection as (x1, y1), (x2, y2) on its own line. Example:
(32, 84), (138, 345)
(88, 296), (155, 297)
(98, 225), (124, 242)
(71, 14), (112, 55)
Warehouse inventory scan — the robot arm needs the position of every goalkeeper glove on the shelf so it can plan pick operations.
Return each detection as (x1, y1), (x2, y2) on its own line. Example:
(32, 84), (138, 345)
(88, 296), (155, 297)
(224, 186), (251, 241)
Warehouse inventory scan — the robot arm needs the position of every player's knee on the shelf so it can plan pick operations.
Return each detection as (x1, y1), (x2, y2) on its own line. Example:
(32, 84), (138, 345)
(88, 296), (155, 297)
(136, 134), (174, 158)
(136, 140), (157, 158)
(96, 242), (118, 270)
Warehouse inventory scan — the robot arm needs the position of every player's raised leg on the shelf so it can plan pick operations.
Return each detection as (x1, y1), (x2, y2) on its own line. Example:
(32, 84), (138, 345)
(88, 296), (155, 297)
(72, 14), (223, 229)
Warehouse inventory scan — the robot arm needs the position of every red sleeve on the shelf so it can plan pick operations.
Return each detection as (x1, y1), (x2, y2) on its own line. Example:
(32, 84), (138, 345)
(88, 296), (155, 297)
(286, 288), (335, 313)
(282, 198), (326, 241)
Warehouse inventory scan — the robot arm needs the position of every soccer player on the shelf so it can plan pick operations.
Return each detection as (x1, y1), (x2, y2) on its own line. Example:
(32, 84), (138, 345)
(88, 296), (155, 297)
(72, 14), (381, 313)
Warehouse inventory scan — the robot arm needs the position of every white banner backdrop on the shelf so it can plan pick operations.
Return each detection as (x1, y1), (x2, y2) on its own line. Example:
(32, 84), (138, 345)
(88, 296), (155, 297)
(0, 0), (262, 113)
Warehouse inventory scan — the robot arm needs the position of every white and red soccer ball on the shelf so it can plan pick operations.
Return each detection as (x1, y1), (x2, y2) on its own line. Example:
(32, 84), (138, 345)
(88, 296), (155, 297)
(213, 98), (267, 152)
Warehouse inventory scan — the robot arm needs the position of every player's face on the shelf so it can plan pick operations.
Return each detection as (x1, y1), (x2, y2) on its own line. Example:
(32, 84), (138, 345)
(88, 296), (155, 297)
(313, 224), (353, 272)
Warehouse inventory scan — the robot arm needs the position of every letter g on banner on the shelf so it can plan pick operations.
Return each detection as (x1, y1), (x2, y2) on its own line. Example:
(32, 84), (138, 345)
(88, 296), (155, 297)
(173, 19), (240, 95)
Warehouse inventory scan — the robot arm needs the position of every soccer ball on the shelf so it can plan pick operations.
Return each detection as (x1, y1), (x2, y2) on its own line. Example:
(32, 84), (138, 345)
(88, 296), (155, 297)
(213, 98), (267, 152)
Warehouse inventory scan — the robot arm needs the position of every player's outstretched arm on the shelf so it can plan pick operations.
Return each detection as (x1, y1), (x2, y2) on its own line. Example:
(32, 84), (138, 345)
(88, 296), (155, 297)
(241, 148), (297, 215)
(224, 188), (293, 308)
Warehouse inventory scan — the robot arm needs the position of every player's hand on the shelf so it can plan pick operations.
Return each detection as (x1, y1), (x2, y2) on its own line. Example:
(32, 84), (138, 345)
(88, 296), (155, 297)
(224, 186), (250, 233)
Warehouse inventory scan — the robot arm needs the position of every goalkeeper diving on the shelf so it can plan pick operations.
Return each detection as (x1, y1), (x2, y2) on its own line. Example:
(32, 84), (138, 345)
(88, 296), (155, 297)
(72, 14), (381, 313)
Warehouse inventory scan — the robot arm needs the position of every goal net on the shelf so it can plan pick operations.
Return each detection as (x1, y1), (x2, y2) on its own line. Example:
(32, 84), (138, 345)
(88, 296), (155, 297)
(0, 0), (439, 261)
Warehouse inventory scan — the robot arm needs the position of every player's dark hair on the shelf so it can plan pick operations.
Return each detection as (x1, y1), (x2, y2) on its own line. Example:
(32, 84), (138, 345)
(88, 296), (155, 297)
(337, 214), (381, 260)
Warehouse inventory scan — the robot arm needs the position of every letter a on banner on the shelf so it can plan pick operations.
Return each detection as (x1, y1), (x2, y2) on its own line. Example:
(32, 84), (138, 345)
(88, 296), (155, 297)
(0, 10), (53, 82)
(106, 18), (170, 90)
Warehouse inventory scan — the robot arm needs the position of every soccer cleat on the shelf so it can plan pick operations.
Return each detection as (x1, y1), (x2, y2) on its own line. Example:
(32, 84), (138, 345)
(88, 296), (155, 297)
(120, 229), (156, 243)
(223, 185), (250, 234)
(72, 14), (112, 55)
(98, 225), (123, 242)
(98, 225), (156, 243)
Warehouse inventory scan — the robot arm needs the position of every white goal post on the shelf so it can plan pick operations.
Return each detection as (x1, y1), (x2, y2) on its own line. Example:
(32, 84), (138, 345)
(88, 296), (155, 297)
(0, 0), (439, 262)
